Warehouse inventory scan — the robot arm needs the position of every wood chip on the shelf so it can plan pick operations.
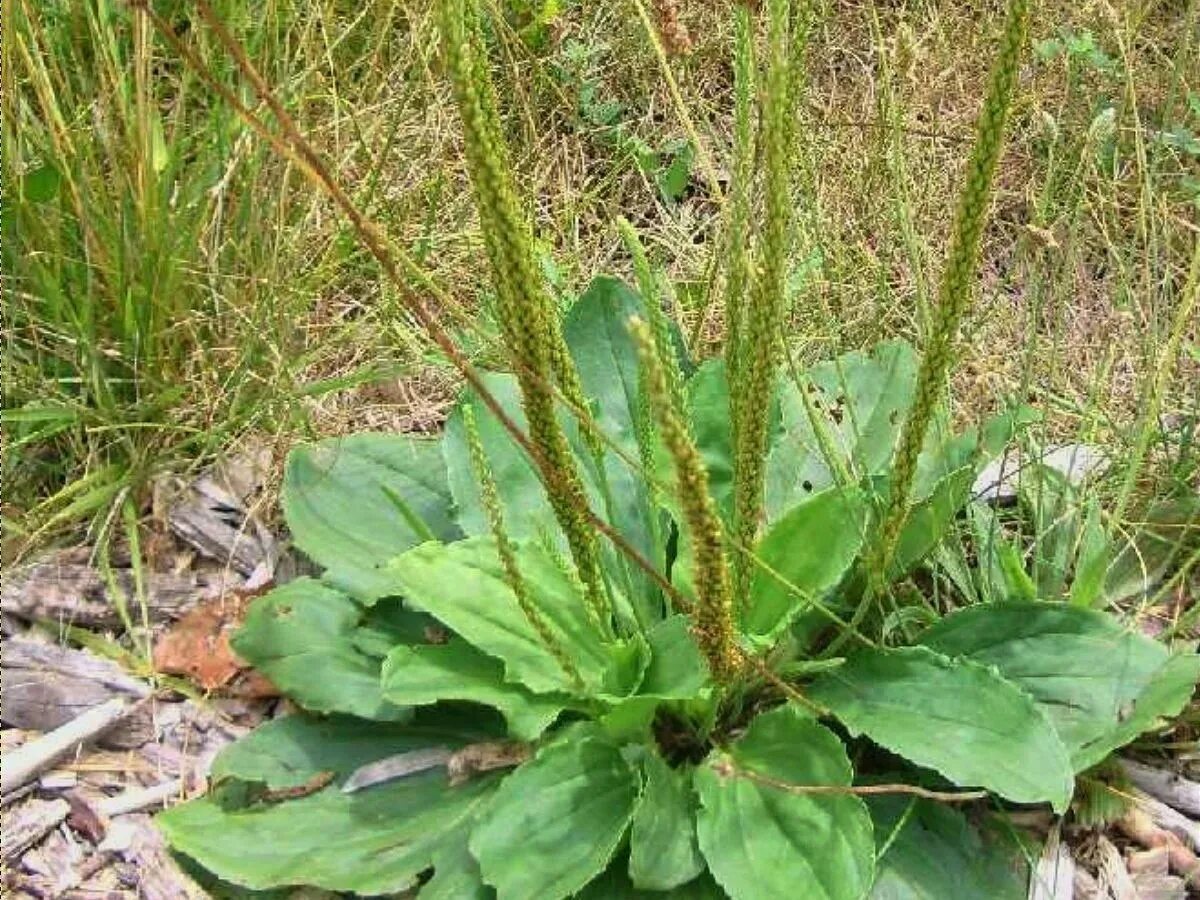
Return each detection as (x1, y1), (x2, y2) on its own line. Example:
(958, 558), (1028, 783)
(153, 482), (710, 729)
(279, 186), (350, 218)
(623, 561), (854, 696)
(1, 799), (70, 862)
(1118, 806), (1200, 886)
(1122, 759), (1200, 818)
(1094, 835), (1139, 900)
(97, 779), (185, 817)
(111, 814), (207, 900)
(1131, 788), (1200, 853)
(163, 446), (279, 578)
(1128, 846), (1170, 876)
(151, 588), (279, 697)
(1, 638), (153, 749)
(64, 791), (107, 843)
(1072, 866), (1105, 900)
(1, 552), (229, 628)
(1029, 829), (1075, 900)
(342, 747), (452, 794)
(1130, 872), (1187, 900)
(446, 741), (532, 786)
(19, 826), (83, 890)
(2, 699), (133, 796)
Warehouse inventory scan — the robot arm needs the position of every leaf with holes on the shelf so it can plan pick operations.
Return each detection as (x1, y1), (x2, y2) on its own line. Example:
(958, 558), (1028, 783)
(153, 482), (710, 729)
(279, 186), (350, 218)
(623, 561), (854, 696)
(232, 579), (408, 721)
(765, 341), (917, 521)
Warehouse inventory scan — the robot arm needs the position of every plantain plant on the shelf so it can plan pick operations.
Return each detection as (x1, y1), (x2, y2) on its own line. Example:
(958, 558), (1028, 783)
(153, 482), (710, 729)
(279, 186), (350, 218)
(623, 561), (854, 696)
(160, 1), (1200, 898)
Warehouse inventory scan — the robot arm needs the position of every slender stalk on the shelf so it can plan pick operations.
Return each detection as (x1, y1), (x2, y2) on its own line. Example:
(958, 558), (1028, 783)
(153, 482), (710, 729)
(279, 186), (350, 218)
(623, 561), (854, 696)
(725, 2), (757, 434)
(1111, 240), (1200, 529)
(712, 760), (990, 803)
(627, 0), (725, 206)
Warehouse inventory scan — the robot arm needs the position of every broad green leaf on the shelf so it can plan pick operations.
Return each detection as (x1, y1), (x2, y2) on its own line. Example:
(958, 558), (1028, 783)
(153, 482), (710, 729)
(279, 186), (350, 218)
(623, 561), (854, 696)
(384, 537), (642, 696)
(424, 823), (491, 900)
(599, 696), (661, 742)
(868, 797), (1028, 899)
(282, 434), (458, 577)
(596, 615), (705, 738)
(350, 598), (441, 658)
(232, 579), (408, 721)
(766, 341), (917, 520)
(686, 359), (735, 520)
(207, 713), (492, 792)
(578, 862), (727, 898)
(26, 164), (62, 203)
(656, 140), (696, 202)
(695, 705), (875, 900)
(921, 602), (1200, 770)
(471, 736), (640, 900)
(441, 373), (553, 541)
(879, 404), (1032, 580)
(638, 614), (708, 699)
(563, 276), (666, 618)
(744, 486), (869, 642)
(629, 753), (704, 890)
(887, 466), (977, 578)
(687, 358), (782, 523)
(1099, 654), (1200, 769)
(381, 639), (568, 740)
(810, 646), (1075, 811)
(1019, 465), (1083, 600)
(160, 764), (497, 895)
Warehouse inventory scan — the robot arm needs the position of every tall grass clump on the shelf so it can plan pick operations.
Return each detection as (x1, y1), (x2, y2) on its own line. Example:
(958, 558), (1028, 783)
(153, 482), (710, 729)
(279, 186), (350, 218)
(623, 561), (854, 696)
(154, 2), (1200, 898)
(1, 0), (392, 553)
(3, 1), (265, 545)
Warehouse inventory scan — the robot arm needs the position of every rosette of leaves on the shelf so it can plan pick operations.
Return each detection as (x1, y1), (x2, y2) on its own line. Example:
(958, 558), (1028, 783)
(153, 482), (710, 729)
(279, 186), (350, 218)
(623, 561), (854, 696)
(159, 277), (1199, 899)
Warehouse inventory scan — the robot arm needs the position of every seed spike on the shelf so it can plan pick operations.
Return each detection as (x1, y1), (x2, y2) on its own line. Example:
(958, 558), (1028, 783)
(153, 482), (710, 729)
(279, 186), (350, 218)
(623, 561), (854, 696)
(870, 0), (1032, 595)
(438, 0), (611, 632)
(631, 316), (739, 683)
(731, 0), (794, 603)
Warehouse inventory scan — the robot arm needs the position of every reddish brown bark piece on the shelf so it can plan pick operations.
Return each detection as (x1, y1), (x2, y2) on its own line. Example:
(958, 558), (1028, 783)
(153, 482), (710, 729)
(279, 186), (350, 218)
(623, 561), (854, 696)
(152, 587), (278, 697)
